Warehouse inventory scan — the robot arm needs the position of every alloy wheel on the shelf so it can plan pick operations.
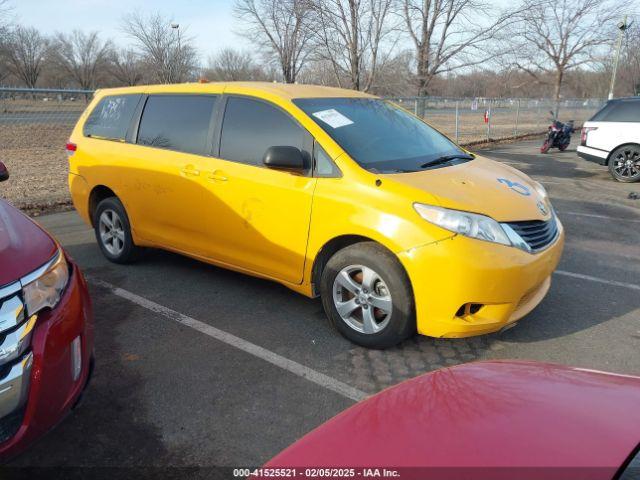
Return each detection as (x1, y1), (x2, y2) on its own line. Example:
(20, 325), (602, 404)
(99, 209), (126, 256)
(612, 147), (640, 180)
(332, 265), (392, 334)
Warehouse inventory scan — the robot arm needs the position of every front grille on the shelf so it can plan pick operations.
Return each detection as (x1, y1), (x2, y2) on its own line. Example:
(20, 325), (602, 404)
(505, 216), (559, 252)
(0, 289), (30, 365)
(0, 284), (34, 440)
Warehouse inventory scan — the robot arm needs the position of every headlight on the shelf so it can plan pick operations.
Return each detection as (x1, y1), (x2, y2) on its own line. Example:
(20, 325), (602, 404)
(413, 203), (511, 246)
(22, 251), (69, 316)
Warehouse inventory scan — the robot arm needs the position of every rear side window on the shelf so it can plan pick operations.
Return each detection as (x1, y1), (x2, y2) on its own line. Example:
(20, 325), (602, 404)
(137, 95), (217, 155)
(84, 94), (141, 141)
(589, 101), (614, 121)
(590, 100), (640, 122)
(220, 96), (308, 166)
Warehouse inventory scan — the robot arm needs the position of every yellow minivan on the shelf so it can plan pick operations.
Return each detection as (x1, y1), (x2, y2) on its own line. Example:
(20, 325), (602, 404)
(68, 82), (564, 348)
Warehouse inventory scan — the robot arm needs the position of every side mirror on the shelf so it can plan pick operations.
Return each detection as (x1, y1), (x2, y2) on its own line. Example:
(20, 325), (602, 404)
(0, 162), (8, 182)
(263, 146), (305, 172)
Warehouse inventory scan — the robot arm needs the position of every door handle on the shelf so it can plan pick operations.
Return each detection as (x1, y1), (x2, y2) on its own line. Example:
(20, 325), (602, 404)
(181, 165), (200, 176)
(207, 171), (228, 182)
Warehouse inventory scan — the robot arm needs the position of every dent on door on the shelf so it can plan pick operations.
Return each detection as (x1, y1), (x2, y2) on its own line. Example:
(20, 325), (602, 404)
(199, 161), (316, 285)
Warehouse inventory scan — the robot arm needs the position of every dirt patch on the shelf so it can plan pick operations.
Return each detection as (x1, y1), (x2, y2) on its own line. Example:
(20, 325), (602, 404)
(0, 124), (74, 216)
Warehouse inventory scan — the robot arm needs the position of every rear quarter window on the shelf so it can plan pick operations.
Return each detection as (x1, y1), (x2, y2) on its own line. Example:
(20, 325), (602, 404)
(590, 99), (640, 122)
(83, 94), (142, 141)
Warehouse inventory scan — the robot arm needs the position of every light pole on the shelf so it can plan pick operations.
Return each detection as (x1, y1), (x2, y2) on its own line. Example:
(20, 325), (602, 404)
(170, 23), (180, 83)
(608, 16), (629, 100)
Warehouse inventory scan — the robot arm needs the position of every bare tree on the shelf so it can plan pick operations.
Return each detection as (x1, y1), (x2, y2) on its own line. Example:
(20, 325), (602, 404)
(206, 48), (268, 81)
(109, 48), (144, 86)
(2, 26), (49, 88)
(0, 57), (8, 84)
(0, 0), (12, 84)
(0, 0), (11, 38)
(510, 0), (625, 116)
(310, 0), (396, 91)
(620, 21), (640, 95)
(52, 30), (112, 89)
(297, 58), (350, 86)
(367, 49), (413, 95)
(400, 0), (521, 106)
(234, 0), (313, 83)
(122, 12), (198, 83)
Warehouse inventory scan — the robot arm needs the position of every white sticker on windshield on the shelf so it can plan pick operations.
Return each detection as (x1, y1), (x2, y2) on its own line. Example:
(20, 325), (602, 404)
(312, 109), (354, 128)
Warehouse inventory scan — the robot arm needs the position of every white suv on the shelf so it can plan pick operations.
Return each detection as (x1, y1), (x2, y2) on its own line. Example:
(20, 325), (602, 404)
(577, 97), (640, 182)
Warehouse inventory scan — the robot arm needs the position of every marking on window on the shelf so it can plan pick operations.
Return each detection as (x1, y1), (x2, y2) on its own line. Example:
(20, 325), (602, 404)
(312, 109), (354, 128)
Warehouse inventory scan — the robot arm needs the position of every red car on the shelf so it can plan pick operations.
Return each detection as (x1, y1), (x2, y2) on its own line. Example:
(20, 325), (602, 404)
(0, 161), (93, 461)
(264, 361), (640, 480)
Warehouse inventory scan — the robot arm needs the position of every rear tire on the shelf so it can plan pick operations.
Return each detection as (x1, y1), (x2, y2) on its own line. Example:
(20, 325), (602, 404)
(320, 242), (415, 349)
(93, 197), (141, 264)
(608, 145), (640, 183)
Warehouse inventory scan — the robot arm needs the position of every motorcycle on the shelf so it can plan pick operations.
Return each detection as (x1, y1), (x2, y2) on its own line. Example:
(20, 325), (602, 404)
(541, 111), (574, 153)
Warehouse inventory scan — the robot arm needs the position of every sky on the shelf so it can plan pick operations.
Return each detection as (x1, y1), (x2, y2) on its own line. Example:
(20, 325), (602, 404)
(8, 0), (510, 67)
(9, 0), (250, 60)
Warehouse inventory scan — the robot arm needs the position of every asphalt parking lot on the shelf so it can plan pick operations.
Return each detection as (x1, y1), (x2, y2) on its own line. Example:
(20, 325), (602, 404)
(9, 139), (640, 469)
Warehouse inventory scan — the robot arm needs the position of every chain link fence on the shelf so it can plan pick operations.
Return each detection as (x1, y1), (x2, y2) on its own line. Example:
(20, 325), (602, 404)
(0, 88), (94, 213)
(386, 96), (605, 145)
(0, 87), (606, 214)
(0, 87), (93, 125)
(0, 87), (606, 143)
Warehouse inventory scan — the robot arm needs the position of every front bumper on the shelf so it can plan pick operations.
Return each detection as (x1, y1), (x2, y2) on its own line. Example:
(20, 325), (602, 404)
(0, 256), (94, 461)
(398, 225), (564, 338)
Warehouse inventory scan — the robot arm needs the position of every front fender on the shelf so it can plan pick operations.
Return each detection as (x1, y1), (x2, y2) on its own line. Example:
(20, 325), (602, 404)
(308, 177), (451, 255)
(298, 176), (452, 296)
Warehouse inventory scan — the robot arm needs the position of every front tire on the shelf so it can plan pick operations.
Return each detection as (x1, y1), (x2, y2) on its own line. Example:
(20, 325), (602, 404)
(93, 197), (140, 263)
(540, 140), (550, 154)
(320, 242), (415, 349)
(608, 145), (640, 183)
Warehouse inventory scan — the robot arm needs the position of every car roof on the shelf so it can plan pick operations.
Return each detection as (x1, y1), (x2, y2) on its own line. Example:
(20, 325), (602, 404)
(266, 361), (640, 474)
(94, 81), (376, 101)
(608, 96), (640, 102)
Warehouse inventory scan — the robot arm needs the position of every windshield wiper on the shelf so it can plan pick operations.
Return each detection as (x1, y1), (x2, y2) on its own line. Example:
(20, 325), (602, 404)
(420, 154), (474, 169)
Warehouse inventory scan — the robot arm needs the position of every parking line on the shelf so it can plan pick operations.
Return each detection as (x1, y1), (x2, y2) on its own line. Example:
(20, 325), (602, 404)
(560, 211), (640, 224)
(89, 277), (369, 403)
(555, 270), (640, 291)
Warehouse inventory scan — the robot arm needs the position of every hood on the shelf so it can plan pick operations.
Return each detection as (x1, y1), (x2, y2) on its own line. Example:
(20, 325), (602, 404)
(384, 157), (551, 222)
(266, 361), (640, 475)
(0, 199), (58, 287)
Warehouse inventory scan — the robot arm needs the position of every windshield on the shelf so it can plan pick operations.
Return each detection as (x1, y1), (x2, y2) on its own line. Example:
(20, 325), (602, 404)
(293, 98), (469, 173)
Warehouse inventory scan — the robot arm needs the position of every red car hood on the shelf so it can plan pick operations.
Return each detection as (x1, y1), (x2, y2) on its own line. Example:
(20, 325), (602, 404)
(267, 361), (640, 478)
(0, 199), (57, 287)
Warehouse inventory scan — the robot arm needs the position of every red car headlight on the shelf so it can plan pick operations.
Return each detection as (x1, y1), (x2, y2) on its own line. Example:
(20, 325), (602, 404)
(22, 250), (69, 316)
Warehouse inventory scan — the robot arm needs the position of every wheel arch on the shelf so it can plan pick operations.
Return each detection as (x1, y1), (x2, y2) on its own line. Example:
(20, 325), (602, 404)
(605, 142), (640, 165)
(310, 235), (410, 298)
(88, 185), (117, 227)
